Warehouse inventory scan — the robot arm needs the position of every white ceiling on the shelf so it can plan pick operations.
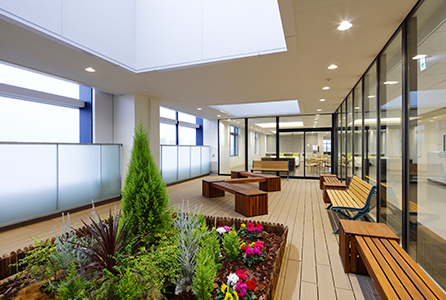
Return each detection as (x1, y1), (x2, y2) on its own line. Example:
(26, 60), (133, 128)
(0, 0), (418, 126)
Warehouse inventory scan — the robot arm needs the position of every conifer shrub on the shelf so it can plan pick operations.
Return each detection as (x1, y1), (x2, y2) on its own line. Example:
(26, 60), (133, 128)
(121, 121), (172, 243)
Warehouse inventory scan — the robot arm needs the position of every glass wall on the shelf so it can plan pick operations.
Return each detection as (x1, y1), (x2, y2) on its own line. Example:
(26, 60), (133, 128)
(160, 145), (210, 184)
(0, 143), (121, 226)
(333, 0), (446, 290)
(346, 93), (353, 178)
(407, 0), (446, 290)
(364, 62), (378, 220)
(248, 118), (275, 173)
(379, 31), (403, 234)
(354, 82), (363, 178)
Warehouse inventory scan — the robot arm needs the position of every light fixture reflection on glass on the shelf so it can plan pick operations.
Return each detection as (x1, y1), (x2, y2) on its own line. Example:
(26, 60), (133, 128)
(412, 54), (426, 60)
(337, 21), (352, 31)
(328, 64), (338, 69)
(322, 86), (330, 90)
(85, 67), (96, 73)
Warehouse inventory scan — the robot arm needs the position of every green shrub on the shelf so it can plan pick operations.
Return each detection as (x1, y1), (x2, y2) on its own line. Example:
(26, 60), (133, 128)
(118, 266), (143, 299)
(121, 121), (172, 244)
(223, 227), (241, 261)
(56, 261), (87, 300)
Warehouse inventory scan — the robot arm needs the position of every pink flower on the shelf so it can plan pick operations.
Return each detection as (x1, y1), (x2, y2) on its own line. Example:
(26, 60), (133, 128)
(247, 222), (254, 227)
(247, 226), (255, 232)
(235, 282), (247, 298)
(224, 226), (232, 232)
(245, 246), (254, 255)
(236, 269), (248, 280)
(254, 241), (264, 249)
(254, 246), (263, 255)
(254, 225), (263, 233)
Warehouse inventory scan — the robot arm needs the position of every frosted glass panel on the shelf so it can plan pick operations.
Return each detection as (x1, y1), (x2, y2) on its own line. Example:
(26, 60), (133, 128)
(0, 144), (57, 224)
(101, 145), (121, 199)
(58, 145), (101, 209)
(191, 147), (201, 177)
(161, 146), (178, 183)
(202, 146), (210, 174)
(178, 146), (191, 181)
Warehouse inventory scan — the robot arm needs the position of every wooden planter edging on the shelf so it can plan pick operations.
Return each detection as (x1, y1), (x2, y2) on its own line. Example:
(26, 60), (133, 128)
(1, 216), (289, 300)
(204, 215), (289, 300)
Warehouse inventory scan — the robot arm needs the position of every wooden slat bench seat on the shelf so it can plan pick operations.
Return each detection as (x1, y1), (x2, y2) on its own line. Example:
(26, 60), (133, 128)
(326, 175), (377, 233)
(339, 220), (446, 300)
(320, 174), (348, 203)
(251, 160), (289, 180)
(210, 182), (268, 217)
(356, 235), (446, 299)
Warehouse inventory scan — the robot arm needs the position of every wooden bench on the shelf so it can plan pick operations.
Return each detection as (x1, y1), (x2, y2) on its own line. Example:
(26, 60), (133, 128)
(251, 160), (289, 180)
(326, 175), (376, 233)
(320, 174), (347, 203)
(339, 220), (446, 300)
(231, 170), (281, 192)
(356, 235), (445, 299)
(207, 181), (268, 217)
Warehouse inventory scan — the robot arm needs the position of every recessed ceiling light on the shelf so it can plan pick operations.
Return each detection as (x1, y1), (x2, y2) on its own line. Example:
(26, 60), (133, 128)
(317, 109), (322, 112)
(197, 107), (202, 110)
(328, 64), (338, 70)
(217, 115), (221, 117)
(368, 95), (376, 98)
(320, 99), (326, 102)
(412, 54), (426, 60)
(322, 86), (330, 90)
(85, 67), (96, 73)
(384, 81), (398, 85)
(337, 21), (352, 31)
(161, 95), (166, 98)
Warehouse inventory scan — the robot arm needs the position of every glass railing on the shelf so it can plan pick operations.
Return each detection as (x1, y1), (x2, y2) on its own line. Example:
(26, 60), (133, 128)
(161, 145), (210, 184)
(0, 143), (121, 226)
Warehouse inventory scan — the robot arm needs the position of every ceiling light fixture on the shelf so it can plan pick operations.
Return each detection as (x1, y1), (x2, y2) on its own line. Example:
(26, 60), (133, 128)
(317, 109), (322, 112)
(85, 67), (96, 73)
(384, 81), (398, 85)
(355, 107), (360, 110)
(217, 115), (221, 117)
(322, 86), (330, 90)
(337, 21), (352, 31)
(320, 99), (326, 102)
(328, 64), (338, 69)
(197, 107), (202, 110)
(412, 54), (426, 60)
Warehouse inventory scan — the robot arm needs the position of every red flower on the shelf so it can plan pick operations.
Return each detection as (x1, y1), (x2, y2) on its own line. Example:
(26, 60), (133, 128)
(236, 269), (248, 280)
(246, 278), (256, 291)
(247, 222), (254, 227)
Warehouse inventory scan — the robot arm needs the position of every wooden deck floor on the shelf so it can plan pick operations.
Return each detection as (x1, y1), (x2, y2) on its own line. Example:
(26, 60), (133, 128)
(0, 176), (379, 299)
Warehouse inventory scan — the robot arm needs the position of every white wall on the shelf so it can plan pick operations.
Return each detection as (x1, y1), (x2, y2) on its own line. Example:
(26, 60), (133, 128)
(204, 119), (218, 174)
(93, 90), (113, 143)
(0, 0), (286, 72)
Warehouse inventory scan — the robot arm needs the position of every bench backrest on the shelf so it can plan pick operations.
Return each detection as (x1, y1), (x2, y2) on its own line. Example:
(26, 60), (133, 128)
(252, 160), (289, 170)
(346, 175), (376, 209)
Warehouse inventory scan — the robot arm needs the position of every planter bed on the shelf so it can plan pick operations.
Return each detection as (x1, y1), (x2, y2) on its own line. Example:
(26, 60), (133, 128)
(0, 216), (288, 300)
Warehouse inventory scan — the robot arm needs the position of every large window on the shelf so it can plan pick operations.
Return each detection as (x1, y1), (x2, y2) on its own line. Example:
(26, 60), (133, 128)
(160, 107), (202, 146)
(230, 126), (240, 156)
(0, 61), (81, 143)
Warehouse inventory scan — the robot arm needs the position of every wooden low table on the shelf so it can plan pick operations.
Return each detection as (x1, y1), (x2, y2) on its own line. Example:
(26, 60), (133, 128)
(339, 220), (399, 273)
(230, 170), (281, 192)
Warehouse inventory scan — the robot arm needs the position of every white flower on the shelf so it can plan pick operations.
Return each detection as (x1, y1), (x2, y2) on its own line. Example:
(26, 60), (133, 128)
(216, 227), (227, 235)
(227, 273), (239, 287)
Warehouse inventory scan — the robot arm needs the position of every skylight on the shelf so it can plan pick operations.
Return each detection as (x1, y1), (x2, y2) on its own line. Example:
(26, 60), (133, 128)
(210, 100), (300, 117)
